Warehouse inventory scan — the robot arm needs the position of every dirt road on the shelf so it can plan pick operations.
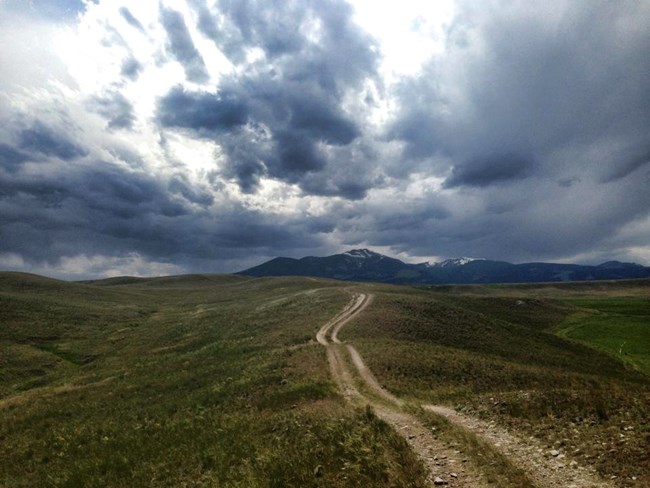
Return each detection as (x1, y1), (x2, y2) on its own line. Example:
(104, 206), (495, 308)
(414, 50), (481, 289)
(317, 292), (612, 488)
(317, 293), (489, 487)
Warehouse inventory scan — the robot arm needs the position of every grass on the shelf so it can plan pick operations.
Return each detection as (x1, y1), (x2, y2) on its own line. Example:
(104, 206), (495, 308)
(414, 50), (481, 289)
(340, 280), (650, 486)
(2, 272), (648, 487)
(0, 272), (427, 487)
(556, 297), (650, 375)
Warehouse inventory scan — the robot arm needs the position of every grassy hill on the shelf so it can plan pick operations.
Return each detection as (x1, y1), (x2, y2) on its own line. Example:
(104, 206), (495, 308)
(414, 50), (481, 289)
(1, 273), (648, 486)
(0, 273), (426, 487)
(341, 280), (650, 485)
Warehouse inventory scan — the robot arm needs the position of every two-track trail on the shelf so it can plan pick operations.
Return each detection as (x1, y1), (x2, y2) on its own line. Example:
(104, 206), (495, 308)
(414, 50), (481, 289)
(317, 291), (612, 488)
(317, 292), (489, 487)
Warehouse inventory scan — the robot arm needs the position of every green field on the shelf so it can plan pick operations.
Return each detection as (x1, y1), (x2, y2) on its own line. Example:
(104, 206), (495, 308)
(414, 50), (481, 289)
(556, 297), (650, 375)
(1, 273), (649, 487)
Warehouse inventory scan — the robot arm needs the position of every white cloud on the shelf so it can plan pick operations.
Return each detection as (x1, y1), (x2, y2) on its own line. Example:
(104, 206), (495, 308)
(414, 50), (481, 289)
(0, 11), (73, 96)
(0, 252), (183, 279)
(350, 0), (455, 79)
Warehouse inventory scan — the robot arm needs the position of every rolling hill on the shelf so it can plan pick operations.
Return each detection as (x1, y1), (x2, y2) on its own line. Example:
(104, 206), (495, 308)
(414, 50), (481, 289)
(1, 271), (648, 486)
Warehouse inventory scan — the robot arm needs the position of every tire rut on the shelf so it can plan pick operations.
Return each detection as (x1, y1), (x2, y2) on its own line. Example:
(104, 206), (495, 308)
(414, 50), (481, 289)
(317, 291), (614, 488)
(423, 405), (612, 488)
(318, 293), (490, 487)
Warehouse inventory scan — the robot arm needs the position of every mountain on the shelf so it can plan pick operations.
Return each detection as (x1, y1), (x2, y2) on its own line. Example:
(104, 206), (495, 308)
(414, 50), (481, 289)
(241, 249), (411, 281)
(239, 249), (650, 284)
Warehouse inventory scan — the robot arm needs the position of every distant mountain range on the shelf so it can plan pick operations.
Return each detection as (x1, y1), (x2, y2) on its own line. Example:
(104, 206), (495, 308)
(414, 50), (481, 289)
(238, 248), (650, 284)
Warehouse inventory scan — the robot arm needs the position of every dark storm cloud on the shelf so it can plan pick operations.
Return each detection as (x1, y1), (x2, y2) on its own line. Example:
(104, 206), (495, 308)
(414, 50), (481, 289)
(5, 0), (650, 278)
(119, 7), (146, 34)
(188, 0), (309, 62)
(187, 0), (245, 63)
(160, 7), (209, 83)
(599, 145), (650, 183)
(380, 0), (650, 262)
(19, 122), (87, 160)
(273, 130), (326, 175)
(217, 137), (267, 193)
(157, 86), (249, 132)
(0, 159), (325, 271)
(92, 92), (136, 129)
(301, 178), (367, 200)
(161, 0), (378, 197)
(387, 108), (439, 163)
(373, 204), (451, 232)
(168, 175), (214, 207)
(389, 2), (650, 173)
(557, 177), (580, 188)
(0, 144), (29, 171)
(444, 154), (534, 188)
(288, 95), (359, 145)
(348, 167), (650, 264)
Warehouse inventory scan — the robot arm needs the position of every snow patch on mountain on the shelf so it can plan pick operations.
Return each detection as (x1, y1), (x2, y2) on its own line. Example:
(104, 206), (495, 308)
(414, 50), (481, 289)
(427, 257), (486, 268)
(343, 249), (381, 259)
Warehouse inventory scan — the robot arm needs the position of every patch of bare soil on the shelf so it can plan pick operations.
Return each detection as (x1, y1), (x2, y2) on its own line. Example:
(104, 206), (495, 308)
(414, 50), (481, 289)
(424, 405), (612, 488)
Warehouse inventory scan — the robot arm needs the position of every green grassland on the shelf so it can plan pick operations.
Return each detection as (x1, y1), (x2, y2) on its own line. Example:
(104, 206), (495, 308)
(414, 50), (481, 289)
(556, 297), (650, 375)
(341, 280), (650, 486)
(0, 273), (426, 487)
(2, 272), (649, 487)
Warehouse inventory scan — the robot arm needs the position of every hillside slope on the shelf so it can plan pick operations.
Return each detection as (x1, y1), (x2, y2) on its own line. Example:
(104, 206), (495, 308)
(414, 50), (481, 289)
(341, 280), (650, 485)
(0, 273), (426, 487)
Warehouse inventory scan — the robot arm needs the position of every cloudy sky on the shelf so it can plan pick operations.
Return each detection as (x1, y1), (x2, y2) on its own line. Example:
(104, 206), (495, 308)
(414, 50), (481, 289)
(1, 0), (649, 278)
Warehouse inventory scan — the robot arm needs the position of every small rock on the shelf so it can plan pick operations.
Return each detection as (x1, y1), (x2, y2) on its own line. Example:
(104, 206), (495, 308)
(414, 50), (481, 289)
(280, 378), (289, 385)
(314, 465), (323, 477)
(433, 477), (448, 485)
(550, 449), (560, 457)
(450, 472), (458, 478)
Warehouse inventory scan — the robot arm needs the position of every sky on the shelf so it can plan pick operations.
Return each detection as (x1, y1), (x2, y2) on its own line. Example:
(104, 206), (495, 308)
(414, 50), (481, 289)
(1, 0), (649, 279)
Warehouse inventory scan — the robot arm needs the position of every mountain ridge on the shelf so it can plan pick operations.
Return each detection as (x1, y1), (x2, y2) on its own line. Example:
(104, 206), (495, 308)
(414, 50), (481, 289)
(239, 249), (650, 284)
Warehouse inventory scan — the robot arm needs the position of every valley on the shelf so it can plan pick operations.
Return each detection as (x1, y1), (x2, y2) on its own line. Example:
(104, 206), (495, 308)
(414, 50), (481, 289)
(1, 272), (648, 487)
